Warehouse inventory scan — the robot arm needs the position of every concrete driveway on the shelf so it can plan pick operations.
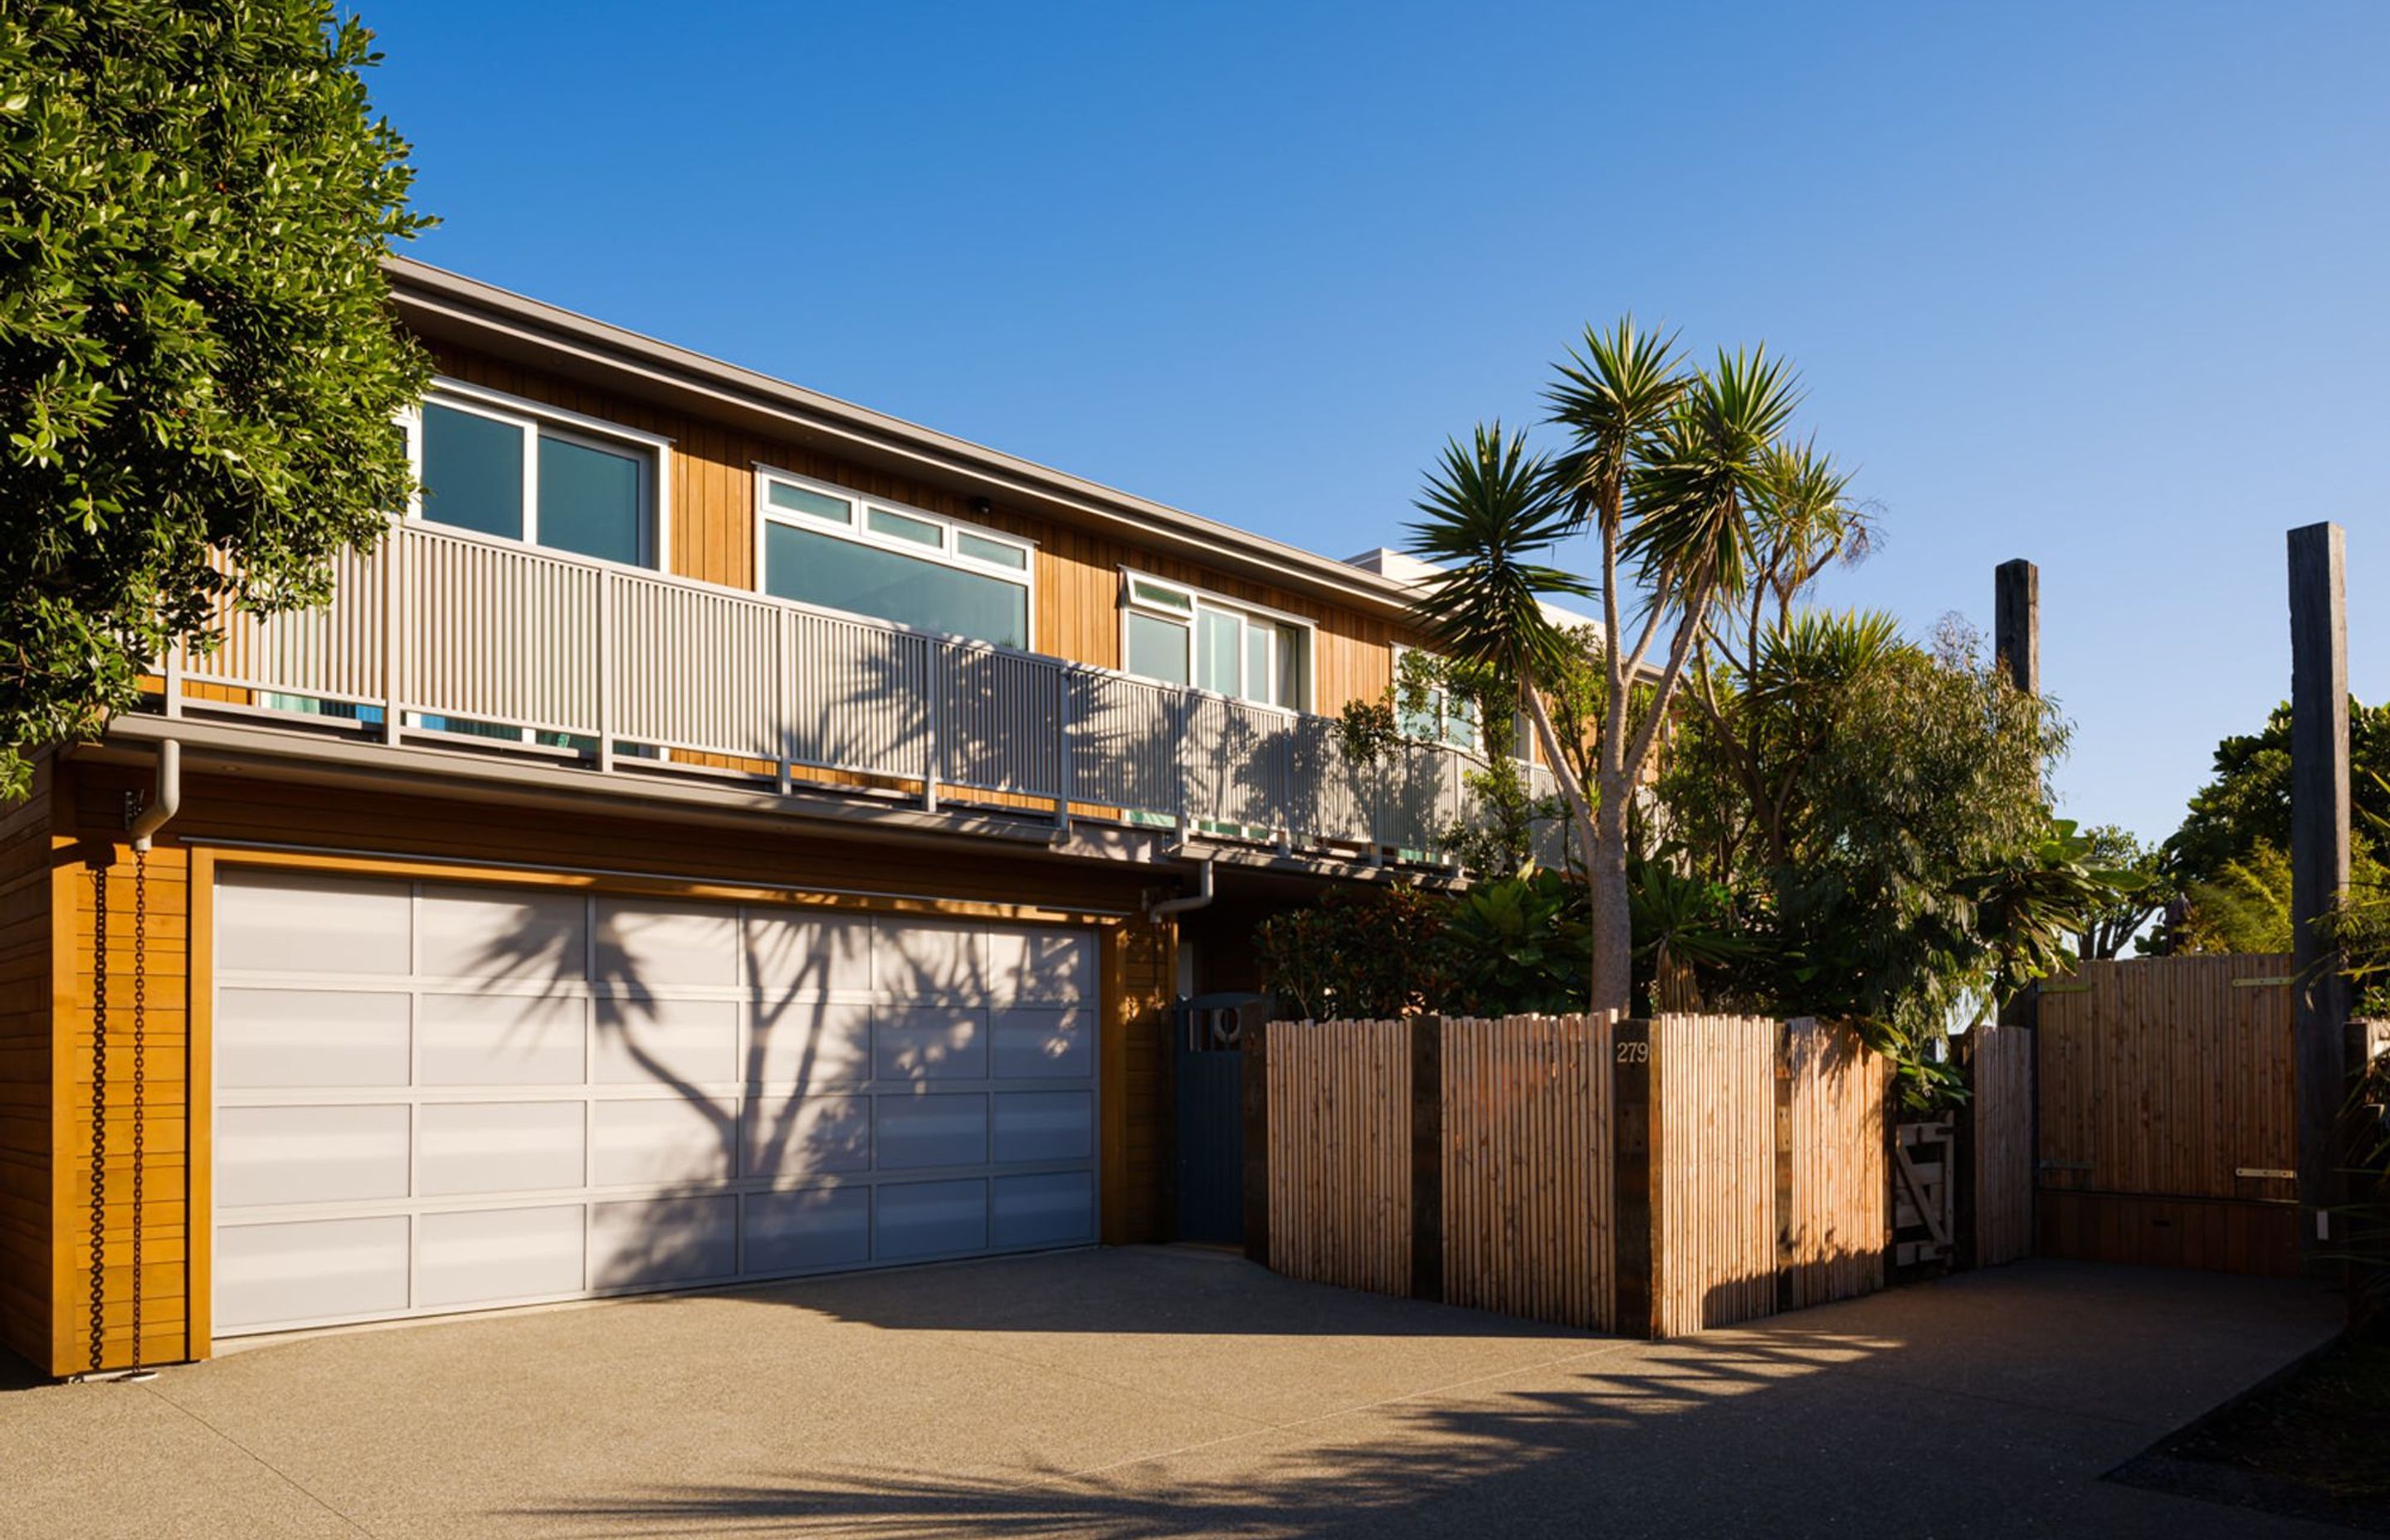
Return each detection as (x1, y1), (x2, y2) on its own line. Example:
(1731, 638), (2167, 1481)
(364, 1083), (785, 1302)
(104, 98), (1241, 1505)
(0, 1249), (2353, 1539)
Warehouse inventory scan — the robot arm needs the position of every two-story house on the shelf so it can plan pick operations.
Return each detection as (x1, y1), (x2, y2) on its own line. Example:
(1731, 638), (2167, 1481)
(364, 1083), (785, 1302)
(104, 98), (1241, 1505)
(0, 261), (1565, 1377)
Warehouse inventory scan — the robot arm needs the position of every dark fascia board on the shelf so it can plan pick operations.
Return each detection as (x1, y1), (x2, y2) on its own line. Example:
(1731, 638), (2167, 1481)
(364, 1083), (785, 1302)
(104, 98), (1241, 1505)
(383, 256), (1431, 623)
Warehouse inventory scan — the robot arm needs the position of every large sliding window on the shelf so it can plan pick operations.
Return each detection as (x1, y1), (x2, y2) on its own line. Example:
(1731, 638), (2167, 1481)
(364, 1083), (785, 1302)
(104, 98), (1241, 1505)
(1120, 572), (1310, 709)
(406, 383), (668, 568)
(756, 470), (1033, 650)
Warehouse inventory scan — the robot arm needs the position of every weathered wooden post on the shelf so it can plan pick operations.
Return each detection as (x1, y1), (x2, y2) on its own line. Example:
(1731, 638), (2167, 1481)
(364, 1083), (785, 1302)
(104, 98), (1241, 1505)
(1994, 558), (2039, 696)
(1241, 1019), (1271, 1267)
(2287, 522), (2352, 1255)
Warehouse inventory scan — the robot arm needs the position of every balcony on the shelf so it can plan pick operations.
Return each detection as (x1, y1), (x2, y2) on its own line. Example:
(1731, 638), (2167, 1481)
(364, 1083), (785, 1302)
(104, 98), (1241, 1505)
(143, 521), (1563, 870)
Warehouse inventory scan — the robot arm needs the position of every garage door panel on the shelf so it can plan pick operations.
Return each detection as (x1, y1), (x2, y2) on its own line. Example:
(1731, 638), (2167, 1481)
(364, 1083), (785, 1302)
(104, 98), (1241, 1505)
(749, 999), (872, 1088)
(993, 1172), (1095, 1250)
(419, 992), (585, 1085)
(217, 872), (411, 977)
(596, 898), (740, 988)
(217, 1104), (410, 1208)
(217, 875), (1099, 1336)
(876, 1179), (988, 1259)
(876, 1093), (988, 1169)
(594, 997), (738, 1085)
(419, 885), (587, 982)
(590, 1195), (736, 1288)
(418, 1205), (584, 1306)
(873, 919), (986, 1000)
(991, 1091), (1094, 1164)
(988, 928), (1091, 1005)
(991, 1006), (1090, 1079)
(744, 1187), (871, 1272)
(417, 1101), (586, 1196)
(217, 1216), (411, 1330)
(742, 1093), (871, 1177)
(874, 1006), (985, 1081)
(218, 987), (410, 1088)
(592, 1097), (734, 1187)
(747, 913), (871, 995)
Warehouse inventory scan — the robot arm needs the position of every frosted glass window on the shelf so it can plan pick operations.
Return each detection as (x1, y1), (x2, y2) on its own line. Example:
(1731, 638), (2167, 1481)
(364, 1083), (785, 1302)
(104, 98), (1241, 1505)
(217, 987), (410, 1089)
(1126, 612), (1189, 685)
(867, 506), (943, 547)
(1197, 609), (1242, 695)
(767, 481), (851, 524)
(957, 531), (1027, 569)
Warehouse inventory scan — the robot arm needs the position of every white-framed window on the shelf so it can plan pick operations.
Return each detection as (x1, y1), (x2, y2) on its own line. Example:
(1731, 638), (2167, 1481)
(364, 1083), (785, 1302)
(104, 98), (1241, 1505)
(399, 378), (671, 569)
(1120, 570), (1312, 710)
(1392, 644), (1481, 751)
(753, 467), (1035, 651)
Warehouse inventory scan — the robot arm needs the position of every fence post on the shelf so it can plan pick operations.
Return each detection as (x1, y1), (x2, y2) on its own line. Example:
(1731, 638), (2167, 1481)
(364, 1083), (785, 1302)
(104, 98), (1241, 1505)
(1241, 1020), (1271, 1268)
(1775, 1019), (1797, 1311)
(1610, 1017), (1656, 1338)
(1409, 1016), (1443, 1303)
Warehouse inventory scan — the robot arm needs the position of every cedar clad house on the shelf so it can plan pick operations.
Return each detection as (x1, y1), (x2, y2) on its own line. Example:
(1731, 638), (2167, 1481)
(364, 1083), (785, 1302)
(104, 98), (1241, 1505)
(0, 261), (1563, 1377)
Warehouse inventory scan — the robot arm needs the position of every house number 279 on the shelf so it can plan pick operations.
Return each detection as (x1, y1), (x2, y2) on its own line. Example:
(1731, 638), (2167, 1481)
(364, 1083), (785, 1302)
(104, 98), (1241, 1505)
(1614, 1040), (1649, 1064)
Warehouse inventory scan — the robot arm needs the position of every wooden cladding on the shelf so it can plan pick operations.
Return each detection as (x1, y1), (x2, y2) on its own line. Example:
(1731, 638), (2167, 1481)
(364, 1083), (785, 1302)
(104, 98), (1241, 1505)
(1253, 1013), (1892, 1339)
(2035, 955), (2303, 1277)
(1963, 1021), (2034, 1268)
(1441, 1014), (1617, 1332)
(1261, 1020), (1413, 1297)
(430, 346), (1422, 719)
(1648, 1014), (1777, 1335)
(0, 762), (55, 1369)
(1783, 1018), (1895, 1310)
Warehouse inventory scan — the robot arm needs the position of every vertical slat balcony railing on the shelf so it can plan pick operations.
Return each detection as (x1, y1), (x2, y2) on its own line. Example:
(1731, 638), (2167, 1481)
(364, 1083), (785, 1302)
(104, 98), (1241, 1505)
(165, 521), (1574, 867)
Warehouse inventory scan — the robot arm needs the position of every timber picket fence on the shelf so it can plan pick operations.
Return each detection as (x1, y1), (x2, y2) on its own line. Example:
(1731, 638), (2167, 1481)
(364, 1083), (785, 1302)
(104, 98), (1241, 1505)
(1250, 1012), (1893, 1338)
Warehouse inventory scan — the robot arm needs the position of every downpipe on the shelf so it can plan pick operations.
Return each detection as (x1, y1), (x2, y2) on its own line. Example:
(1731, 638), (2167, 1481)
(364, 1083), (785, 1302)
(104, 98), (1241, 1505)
(125, 738), (181, 850)
(1147, 851), (1214, 924)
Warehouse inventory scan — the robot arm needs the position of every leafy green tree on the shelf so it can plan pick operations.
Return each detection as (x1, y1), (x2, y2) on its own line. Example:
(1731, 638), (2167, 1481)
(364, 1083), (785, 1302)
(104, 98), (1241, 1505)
(1441, 868), (1588, 1016)
(1254, 885), (1449, 1020)
(0, 1), (430, 796)
(2164, 699), (2390, 889)
(2071, 824), (2173, 959)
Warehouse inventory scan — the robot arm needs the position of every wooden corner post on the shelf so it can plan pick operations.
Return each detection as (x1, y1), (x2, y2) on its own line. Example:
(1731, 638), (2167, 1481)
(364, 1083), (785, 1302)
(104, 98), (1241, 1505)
(1409, 1016), (1444, 1303)
(1610, 1018), (1656, 1338)
(1241, 1019), (1271, 1268)
(2287, 521), (2351, 1255)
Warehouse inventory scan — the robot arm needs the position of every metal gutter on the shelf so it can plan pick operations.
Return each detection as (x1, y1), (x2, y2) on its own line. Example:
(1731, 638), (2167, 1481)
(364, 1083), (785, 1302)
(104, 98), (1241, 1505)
(383, 257), (1432, 623)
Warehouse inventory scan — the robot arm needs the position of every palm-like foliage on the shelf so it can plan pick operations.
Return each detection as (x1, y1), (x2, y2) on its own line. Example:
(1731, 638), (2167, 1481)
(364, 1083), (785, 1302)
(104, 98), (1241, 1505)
(1544, 318), (1689, 540)
(1404, 423), (1590, 685)
(1627, 347), (1804, 605)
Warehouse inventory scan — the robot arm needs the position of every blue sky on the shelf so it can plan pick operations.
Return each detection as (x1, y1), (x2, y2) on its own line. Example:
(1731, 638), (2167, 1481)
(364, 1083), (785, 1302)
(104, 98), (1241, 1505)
(366, 0), (2388, 846)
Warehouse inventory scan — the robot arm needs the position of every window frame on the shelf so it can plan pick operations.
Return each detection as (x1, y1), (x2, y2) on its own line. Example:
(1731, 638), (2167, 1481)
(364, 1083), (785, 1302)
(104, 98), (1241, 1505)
(751, 465), (1038, 649)
(1119, 568), (1316, 713)
(398, 377), (674, 572)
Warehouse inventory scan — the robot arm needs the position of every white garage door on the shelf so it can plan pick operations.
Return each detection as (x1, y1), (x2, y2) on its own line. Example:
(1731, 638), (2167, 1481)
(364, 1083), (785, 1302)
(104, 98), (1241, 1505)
(212, 870), (1098, 1336)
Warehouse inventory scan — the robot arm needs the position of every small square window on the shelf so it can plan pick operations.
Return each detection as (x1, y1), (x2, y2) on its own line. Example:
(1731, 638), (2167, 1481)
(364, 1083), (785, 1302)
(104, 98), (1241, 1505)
(1129, 578), (1193, 614)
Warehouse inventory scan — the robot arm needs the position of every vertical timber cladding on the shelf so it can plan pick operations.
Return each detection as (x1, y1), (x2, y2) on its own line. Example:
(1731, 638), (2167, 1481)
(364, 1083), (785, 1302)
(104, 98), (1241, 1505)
(0, 761), (57, 1368)
(2035, 955), (2302, 1274)
(38, 758), (1173, 1372)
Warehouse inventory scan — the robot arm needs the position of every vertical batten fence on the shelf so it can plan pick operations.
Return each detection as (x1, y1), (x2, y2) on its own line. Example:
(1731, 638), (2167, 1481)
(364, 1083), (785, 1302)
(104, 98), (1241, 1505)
(1963, 1021), (2035, 1267)
(1263, 1020), (1413, 1295)
(1783, 1018), (1895, 1308)
(1254, 1012), (1895, 1339)
(1440, 1014), (1617, 1331)
(1648, 1014), (1779, 1335)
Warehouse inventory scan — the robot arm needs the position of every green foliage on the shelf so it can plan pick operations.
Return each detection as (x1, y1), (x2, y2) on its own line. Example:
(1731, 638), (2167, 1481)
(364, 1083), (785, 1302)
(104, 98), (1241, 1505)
(1253, 885), (1448, 1021)
(0, 0), (431, 796)
(1884, 1035), (1972, 1116)
(2164, 699), (2390, 889)
(1441, 867), (1589, 1016)
(2073, 824), (2173, 959)
(1626, 860), (1746, 1012)
(2176, 841), (2296, 954)
(1403, 424), (1589, 685)
(1955, 819), (2146, 1010)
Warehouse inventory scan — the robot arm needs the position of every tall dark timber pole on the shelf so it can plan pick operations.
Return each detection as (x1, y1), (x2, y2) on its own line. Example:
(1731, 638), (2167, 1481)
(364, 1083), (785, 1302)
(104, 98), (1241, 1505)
(1995, 558), (2040, 697)
(2287, 523), (2351, 1255)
